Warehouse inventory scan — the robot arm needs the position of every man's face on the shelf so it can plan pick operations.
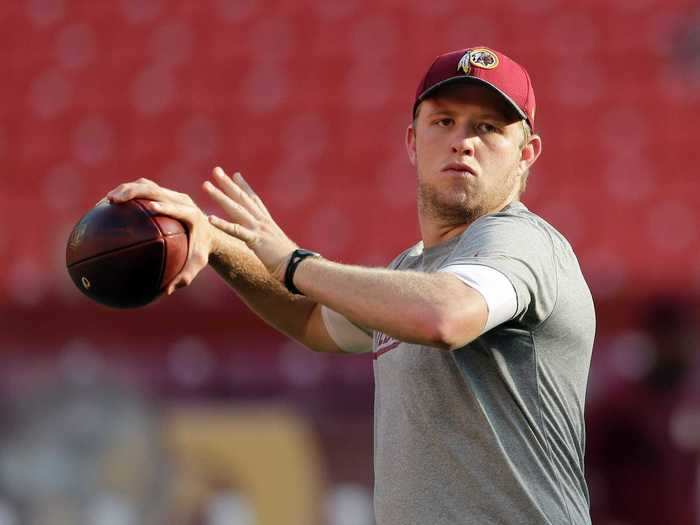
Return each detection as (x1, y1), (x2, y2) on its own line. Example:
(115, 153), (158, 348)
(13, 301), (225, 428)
(406, 83), (541, 225)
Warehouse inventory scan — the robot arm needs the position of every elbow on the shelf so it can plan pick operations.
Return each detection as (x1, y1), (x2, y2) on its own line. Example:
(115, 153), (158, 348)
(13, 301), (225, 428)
(422, 309), (479, 351)
(431, 323), (467, 351)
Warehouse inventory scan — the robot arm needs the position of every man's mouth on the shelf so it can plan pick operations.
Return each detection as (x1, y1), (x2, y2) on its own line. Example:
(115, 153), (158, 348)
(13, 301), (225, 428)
(442, 162), (477, 176)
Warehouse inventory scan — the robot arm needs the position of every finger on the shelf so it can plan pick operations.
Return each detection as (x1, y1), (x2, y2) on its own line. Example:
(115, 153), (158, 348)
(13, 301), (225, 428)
(142, 200), (198, 227)
(166, 224), (209, 294)
(232, 171), (256, 198)
(141, 199), (206, 294)
(167, 249), (208, 295)
(106, 181), (155, 203)
(203, 180), (257, 227)
(233, 171), (270, 216)
(211, 168), (263, 219)
(209, 215), (256, 245)
(107, 181), (192, 206)
(213, 167), (258, 212)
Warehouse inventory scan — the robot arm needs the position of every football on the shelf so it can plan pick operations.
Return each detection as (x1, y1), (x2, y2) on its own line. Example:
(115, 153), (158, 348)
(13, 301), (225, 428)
(66, 199), (188, 308)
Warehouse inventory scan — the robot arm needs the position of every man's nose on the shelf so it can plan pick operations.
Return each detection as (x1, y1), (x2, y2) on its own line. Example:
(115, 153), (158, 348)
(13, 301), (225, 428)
(451, 134), (476, 156)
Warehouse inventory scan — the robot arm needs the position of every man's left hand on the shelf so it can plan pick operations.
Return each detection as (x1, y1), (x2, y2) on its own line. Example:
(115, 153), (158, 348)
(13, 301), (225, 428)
(204, 166), (298, 282)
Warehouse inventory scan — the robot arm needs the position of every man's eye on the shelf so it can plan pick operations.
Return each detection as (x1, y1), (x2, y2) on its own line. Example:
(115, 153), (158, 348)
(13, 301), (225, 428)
(435, 118), (453, 127)
(476, 122), (498, 133)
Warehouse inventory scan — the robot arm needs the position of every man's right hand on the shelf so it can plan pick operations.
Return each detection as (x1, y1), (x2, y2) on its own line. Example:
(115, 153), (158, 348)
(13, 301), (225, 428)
(105, 177), (218, 295)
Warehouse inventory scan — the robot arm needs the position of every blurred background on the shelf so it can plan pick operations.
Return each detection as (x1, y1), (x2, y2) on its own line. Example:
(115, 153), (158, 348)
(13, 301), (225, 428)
(2, 0), (700, 523)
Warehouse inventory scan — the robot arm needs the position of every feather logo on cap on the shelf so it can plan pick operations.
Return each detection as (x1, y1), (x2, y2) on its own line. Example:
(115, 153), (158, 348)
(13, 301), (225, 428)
(457, 48), (499, 75)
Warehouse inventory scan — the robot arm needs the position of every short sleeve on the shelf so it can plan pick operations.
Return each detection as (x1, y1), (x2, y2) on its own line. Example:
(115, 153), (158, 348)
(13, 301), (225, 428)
(438, 264), (517, 332)
(440, 213), (557, 327)
(321, 306), (373, 354)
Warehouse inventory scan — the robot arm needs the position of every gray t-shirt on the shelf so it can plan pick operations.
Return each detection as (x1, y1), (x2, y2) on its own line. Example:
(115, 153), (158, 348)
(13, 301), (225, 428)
(372, 202), (595, 525)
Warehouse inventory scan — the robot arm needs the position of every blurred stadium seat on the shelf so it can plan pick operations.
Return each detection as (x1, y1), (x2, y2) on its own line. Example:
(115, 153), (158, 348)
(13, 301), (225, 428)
(2, 0), (700, 523)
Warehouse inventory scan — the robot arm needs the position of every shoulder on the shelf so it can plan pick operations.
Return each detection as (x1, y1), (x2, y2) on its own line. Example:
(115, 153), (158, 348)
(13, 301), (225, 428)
(449, 204), (567, 325)
(459, 202), (569, 256)
(455, 205), (545, 255)
(473, 202), (550, 235)
(388, 241), (423, 270)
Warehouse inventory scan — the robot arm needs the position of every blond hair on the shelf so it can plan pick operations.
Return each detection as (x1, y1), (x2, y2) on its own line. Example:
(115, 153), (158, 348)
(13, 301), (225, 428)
(519, 120), (533, 196)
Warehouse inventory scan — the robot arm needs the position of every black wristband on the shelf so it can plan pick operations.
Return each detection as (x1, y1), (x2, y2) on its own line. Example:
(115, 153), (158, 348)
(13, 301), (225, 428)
(284, 249), (320, 295)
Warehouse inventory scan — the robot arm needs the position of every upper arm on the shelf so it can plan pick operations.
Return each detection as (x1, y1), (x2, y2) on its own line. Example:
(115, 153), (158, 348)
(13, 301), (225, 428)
(304, 304), (374, 354)
(430, 272), (490, 350)
(444, 215), (557, 326)
(439, 264), (518, 332)
(303, 303), (347, 353)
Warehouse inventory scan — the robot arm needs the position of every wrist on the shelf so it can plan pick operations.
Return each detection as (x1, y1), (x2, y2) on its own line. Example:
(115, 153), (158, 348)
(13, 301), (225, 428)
(207, 224), (244, 263)
(283, 249), (321, 295)
(271, 251), (292, 283)
(208, 226), (224, 258)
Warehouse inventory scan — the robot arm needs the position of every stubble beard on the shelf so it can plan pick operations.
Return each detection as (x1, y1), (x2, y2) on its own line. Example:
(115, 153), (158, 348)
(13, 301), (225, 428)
(416, 162), (519, 227)
(417, 180), (486, 226)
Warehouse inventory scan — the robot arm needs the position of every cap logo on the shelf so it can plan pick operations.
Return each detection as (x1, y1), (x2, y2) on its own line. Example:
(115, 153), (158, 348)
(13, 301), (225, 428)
(457, 48), (499, 75)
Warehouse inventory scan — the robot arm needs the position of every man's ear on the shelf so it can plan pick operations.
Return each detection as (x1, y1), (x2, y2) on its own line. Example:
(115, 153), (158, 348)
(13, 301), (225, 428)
(520, 134), (542, 173)
(406, 124), (417, 167)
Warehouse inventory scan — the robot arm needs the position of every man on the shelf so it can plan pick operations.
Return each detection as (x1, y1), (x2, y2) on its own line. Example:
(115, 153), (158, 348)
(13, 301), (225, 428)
(107, 47), (595, 524)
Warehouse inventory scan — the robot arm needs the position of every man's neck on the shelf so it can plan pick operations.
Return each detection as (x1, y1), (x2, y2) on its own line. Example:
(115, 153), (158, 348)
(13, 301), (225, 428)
(419, 198), (518, 249)
(419, 219), (471, 249)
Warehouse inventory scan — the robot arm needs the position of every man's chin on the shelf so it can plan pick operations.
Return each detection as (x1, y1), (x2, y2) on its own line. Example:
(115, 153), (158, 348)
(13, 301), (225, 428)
(420, 197), (482, 223)
(437, 192), (478, 214)
(420, 182), (477, 211)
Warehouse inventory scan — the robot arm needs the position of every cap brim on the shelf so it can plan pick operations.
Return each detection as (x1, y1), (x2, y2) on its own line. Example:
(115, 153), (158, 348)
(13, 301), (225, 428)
(414, 76), (529, 125)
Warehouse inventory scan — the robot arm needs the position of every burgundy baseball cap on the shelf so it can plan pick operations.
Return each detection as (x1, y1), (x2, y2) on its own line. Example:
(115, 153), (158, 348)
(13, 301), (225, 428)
(413, 47), (536, 129)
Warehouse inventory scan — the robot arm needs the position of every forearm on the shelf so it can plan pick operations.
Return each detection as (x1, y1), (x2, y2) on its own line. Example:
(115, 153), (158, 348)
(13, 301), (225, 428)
(200, 168), (483, 349)
(208, 231), (335, 352)
(293, 257), (481, 349)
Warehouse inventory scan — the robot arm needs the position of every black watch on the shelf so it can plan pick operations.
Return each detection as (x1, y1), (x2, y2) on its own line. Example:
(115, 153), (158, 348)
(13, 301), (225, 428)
(284, 249), (321, 295)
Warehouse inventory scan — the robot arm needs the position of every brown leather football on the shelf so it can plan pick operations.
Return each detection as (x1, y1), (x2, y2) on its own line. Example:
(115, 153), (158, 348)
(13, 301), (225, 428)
(66, 199), (188, 308)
